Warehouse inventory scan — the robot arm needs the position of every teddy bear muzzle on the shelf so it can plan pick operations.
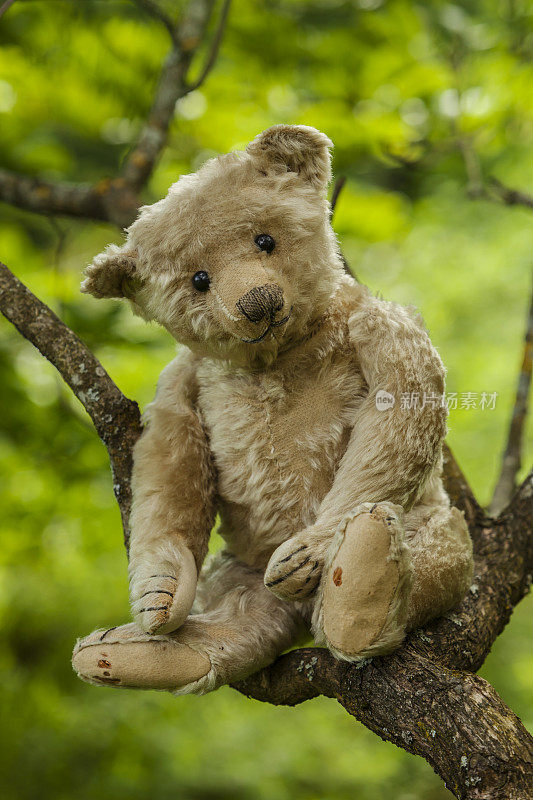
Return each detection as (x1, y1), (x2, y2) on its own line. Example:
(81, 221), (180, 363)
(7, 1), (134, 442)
(234, 283), (292, 343)
(236, 283), (284, 323)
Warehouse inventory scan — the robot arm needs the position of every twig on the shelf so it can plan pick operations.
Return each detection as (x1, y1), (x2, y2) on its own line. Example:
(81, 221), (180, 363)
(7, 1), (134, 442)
(120, 0), (217, 192)
(329, 175), (346, 221)
(328, 177), (355, 279)
(0, 261), (142, 544)
(134, 0), (180, 47)
(488, 177), (533, 210)
(185, 0), (232, 92)
(0, 0), (17, 21)
(490, 284), (533, 516)
(454, 126), (533, 210)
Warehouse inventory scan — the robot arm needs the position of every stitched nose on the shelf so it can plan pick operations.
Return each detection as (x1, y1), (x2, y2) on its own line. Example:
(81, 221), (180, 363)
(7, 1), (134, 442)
(236, 284), (284, 323)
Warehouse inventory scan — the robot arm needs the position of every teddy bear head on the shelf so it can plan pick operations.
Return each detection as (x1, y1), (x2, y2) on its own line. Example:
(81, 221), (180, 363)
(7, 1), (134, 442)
(82, 125), (345, 367)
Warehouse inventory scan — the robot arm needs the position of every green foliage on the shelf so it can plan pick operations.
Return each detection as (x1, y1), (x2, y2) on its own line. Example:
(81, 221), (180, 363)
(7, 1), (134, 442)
(0, 1), (531, 798)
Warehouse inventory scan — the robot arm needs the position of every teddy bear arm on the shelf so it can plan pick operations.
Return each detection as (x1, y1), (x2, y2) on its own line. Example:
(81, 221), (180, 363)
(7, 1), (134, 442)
(128, 352), (217, 634)
(265, 295), (448, 601)
(321, 294), (447, 514)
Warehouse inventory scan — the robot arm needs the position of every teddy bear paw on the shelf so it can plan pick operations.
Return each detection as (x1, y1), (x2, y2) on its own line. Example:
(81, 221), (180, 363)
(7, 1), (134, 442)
(264, 538), (322, 601)
(129, 544), (198, 635)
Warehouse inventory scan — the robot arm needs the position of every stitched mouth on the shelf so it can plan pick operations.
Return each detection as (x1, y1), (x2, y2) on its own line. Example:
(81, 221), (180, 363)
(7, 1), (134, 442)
(240, 308), (293, 344)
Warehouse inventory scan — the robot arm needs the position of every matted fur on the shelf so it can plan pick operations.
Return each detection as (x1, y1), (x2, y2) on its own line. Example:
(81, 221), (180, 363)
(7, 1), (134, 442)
(73, 126), (474, 694)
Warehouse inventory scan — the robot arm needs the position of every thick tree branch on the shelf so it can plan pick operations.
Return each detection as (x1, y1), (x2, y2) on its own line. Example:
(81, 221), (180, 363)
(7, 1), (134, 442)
(236, 647), (533, 799)
(0, 169), (107, 221)
(235, 469), (533, 799)
(1, 259), (531, 799)
(0, 0), (229, 227)
(0, 262), (142, 544)
(490, 285), (533, 516)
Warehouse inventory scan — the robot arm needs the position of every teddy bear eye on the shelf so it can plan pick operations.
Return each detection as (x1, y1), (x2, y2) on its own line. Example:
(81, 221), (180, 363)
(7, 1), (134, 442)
(192, 270), (210, 292)
(255, 234), (275, 254)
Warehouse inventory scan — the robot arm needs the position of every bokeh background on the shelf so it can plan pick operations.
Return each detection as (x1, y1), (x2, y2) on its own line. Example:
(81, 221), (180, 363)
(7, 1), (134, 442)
(1, 1), (532, 798)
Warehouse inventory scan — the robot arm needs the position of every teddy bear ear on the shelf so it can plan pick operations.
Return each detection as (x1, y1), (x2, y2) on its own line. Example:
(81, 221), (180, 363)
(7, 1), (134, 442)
(246, 125), (333, 189)
(81, 244), (140, 299)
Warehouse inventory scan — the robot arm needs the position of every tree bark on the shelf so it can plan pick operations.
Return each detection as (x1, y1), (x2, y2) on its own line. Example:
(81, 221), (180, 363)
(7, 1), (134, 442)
(235, 472), (533, 799)
(236, 647), (533, 799)
(0, 262), (142, 543)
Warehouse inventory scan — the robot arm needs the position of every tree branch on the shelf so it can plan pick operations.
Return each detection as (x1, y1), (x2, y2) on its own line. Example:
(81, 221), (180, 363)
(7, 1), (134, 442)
(490, 284), (533, 516)
(0, 0), (228, 227)
(0, 0), (17, 21)
(236, 646), (533, 799)
(329, 175), (346, 221)
(0, 169), (108, 221)
(1, 257), (531, 798)
(235, 469), (533, 798)
(121, 0), (217, 192)
(0, 169), (143, 229)
(185, 0), (232, 92)
(134, 0), (181, 47)
(0, 261), (142, 544)
(488, 177), (533, 210)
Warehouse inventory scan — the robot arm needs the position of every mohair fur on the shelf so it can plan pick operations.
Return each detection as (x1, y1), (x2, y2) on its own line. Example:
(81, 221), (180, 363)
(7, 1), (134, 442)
(73, 125), (473, 694)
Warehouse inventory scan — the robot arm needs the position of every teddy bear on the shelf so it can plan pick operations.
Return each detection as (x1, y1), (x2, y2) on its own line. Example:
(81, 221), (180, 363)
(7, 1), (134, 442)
(72, 125), (473, 695)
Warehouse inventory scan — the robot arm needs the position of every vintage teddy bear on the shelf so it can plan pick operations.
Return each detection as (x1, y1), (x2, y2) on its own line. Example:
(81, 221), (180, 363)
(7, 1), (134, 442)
(72, 125), (473, 694)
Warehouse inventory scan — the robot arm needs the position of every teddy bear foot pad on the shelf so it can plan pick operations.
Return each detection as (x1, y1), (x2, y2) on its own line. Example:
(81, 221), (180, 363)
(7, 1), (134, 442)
(319, 503), (412, 660)
(72, 623), (211, 690)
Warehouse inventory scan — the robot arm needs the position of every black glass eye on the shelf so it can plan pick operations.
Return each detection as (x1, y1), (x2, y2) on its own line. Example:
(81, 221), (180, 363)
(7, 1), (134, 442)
(192, 270), (210, 292)
(255, 234), (275, 254)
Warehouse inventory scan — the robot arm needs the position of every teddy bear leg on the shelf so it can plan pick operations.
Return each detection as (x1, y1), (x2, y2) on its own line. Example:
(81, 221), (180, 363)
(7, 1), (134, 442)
(73, 552), (305, 695)
(312, 498), (473, 662)
(72, 623), (212, 690)
(403, 500), (473, 631)
(311, 502), (412, 661)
